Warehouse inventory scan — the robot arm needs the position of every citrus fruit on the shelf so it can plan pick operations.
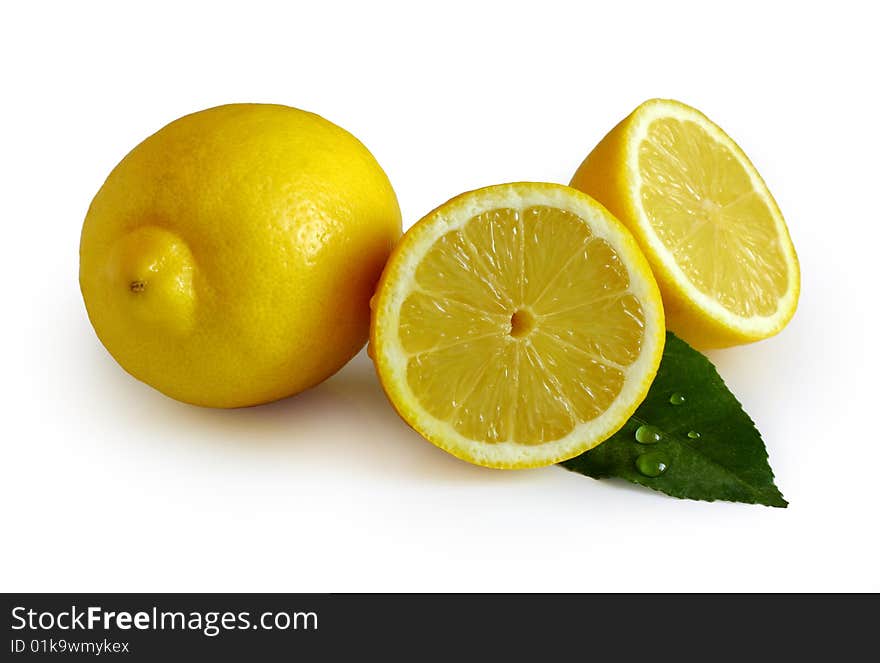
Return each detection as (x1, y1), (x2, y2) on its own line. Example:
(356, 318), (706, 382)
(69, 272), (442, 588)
(369, 183), (665, 469)
(570, 98), (799, 348)
(80, 104), (401, 407)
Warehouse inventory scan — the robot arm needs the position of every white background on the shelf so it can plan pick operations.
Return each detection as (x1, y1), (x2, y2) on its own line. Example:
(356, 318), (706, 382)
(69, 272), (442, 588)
(2, 1), (877, 592)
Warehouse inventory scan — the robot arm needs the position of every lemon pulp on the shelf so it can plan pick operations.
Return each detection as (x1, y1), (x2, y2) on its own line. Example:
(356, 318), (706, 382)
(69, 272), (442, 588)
(637, 117), (789, 318)
(398, 205), (645, 446)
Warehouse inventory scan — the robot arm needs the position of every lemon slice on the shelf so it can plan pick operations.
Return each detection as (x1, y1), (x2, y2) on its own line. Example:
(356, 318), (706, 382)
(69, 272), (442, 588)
(571, 99), (799, 348)
(369, 183), (665, 469)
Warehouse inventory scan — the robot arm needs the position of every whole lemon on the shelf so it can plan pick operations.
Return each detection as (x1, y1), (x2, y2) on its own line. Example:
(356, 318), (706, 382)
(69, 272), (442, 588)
(80, 104), (401, 407)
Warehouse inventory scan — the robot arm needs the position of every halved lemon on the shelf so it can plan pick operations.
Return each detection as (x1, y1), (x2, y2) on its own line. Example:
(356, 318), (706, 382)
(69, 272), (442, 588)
(369, 183), (665, 469)
(571, 98), (799, 348)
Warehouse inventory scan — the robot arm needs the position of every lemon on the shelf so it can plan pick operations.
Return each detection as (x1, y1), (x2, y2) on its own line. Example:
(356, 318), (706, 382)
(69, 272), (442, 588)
(370, 183), (665, 469)
(80, 104), (401, 407)
(571, 99), (799, 349)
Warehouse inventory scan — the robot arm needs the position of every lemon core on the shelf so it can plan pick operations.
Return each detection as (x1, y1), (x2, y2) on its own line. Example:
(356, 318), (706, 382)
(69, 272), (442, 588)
(509, 310), (535, 338)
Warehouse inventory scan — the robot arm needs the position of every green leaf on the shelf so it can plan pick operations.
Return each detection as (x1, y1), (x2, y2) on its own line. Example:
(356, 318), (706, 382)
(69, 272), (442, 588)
(560, 332), (787, 507)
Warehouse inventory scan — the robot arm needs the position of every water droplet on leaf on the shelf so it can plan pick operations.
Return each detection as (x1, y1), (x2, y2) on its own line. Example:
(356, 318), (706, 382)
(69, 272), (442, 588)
(669, 392), (686, 405)
(635, 424), (661, 444)
(687, 430), (701, 439)
(635, 452), (668, 477)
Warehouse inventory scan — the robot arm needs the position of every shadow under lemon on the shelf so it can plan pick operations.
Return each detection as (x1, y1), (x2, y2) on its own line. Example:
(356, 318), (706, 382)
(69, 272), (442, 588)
(70, 314), (668, 500)
(84, 322), (538, 485)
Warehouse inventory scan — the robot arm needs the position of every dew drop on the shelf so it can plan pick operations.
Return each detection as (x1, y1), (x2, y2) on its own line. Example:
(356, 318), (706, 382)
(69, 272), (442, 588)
(687, 430), (701, 439)
(635, 452), (668, 478)
(635, 424), (661, 444)
(669, 392), (686, 405)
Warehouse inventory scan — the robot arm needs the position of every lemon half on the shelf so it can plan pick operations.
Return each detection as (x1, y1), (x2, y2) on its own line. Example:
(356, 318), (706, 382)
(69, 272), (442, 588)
(370, 183), (665, 469)
(571, 99), (799, 348)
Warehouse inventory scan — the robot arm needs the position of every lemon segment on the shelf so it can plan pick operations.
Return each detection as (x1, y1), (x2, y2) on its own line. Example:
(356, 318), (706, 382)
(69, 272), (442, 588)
(371, 183), (665, 469)
(571, 99), (799, 348)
